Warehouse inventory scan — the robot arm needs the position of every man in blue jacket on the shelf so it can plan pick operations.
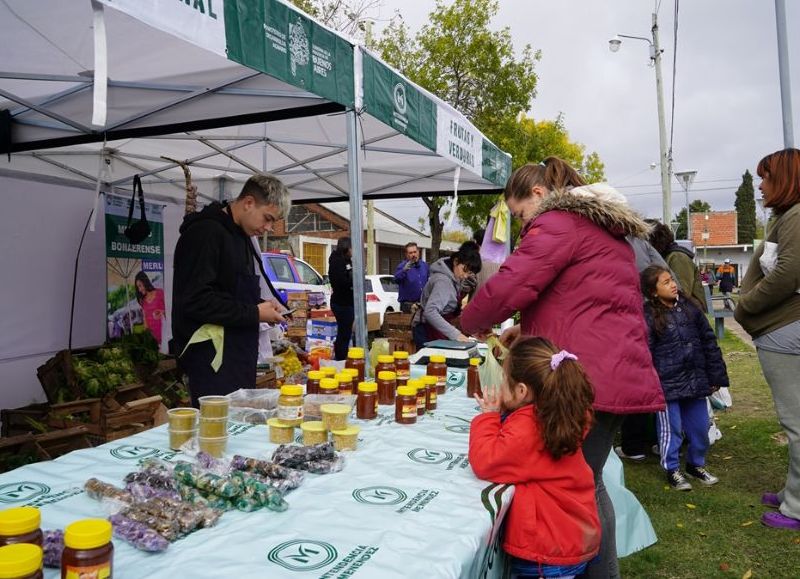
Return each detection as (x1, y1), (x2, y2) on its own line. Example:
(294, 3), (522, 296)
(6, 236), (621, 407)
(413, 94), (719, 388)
(394, 242), (429, 313)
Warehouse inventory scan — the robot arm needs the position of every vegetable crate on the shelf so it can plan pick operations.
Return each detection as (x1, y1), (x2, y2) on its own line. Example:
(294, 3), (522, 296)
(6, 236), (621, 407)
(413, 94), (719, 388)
(0, 427), (92, 474)
(2, 399), (101, 438)
(381, 312), (414, 332)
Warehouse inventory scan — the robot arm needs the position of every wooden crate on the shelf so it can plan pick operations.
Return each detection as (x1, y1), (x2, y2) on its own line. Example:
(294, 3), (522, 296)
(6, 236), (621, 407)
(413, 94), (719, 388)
(255, 370), (278, 389)
(0, 427), (93, 473)
(47, 399), (103, 434)
(382, 312), (414, 332)
(100, 395), (163, 441)
(1, 404), (50, 438)
(36, 347), (100, 404)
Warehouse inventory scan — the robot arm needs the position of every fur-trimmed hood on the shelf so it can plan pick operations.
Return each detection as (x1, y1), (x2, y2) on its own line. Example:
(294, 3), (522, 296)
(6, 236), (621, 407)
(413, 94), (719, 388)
(531, 183), (651, 239)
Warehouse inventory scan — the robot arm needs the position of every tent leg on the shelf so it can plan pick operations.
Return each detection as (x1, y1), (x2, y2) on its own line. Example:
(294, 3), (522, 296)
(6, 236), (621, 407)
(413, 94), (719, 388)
(347, 110), (368, 351)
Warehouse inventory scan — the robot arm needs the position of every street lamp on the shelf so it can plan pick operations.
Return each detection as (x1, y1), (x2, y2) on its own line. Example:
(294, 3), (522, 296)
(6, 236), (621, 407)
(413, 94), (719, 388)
(609, 13), (672, 226)
(675, 170), (697, 242)
(702, 213), (710, 262)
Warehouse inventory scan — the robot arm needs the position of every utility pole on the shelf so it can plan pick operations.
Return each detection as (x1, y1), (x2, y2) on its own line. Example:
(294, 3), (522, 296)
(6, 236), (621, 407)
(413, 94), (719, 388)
(775, 0), (795, 148)
(652, 12), (672, 226)
(366, 200), (375, 274)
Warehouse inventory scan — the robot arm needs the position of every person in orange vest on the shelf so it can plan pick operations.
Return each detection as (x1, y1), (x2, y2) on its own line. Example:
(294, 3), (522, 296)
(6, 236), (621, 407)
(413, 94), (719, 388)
(716, 259), (736, 310)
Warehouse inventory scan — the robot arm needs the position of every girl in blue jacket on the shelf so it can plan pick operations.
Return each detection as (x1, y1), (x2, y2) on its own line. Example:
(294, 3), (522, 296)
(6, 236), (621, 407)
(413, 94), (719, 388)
(641, 265), (730, 491)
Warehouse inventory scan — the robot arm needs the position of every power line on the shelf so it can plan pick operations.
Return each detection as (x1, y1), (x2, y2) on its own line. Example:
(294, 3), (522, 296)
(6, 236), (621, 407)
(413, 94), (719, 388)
(623, 185), (744, 198)
(614, 177), (759, 189)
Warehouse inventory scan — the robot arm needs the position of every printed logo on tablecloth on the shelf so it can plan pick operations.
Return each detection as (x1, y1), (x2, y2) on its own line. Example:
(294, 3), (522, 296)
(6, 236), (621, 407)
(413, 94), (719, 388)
(443, 415), (471, 434)
(0, 482), (51, 504)
(110, 445), (161, 460)
(407, 448), (469, 470)
(228, 423), (256, 436)
(447, 372), (466, 388)
(267, 540), (337, 572)
(352, 485), (440, 514)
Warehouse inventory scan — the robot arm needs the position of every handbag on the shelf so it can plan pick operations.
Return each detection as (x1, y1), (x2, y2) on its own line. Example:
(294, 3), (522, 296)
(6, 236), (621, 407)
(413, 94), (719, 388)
(124, 175), (151, 244)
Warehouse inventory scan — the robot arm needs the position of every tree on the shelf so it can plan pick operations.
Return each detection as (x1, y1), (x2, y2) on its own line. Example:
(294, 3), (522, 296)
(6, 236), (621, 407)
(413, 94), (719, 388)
(734, 170), (757, 245)
(458, 114), (606, 233)
(288, 0), (382, 41)
(673, 199), (711, 240)
(378, 0), (538, 261)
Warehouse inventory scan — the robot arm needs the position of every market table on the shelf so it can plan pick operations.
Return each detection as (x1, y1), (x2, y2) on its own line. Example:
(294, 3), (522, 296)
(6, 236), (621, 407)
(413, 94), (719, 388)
(0, 371), (655, 578)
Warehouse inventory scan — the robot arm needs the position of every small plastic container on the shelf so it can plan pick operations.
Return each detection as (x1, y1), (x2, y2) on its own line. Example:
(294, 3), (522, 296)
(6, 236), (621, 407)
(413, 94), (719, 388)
(61, 519), (113, 579)
(345, 347), (366, 383)
(467, 357), (482, 398)
(375, 355), (396, 377)
(306, 370), (324, 395)
(331, 426), (360, 451)
(393, 351), (410, 379)
(377, 371), (397, 406)
(168, 428), (197, 451)
(427, 355), (448, 395)
(421, 375), (439, 411)
(267, 418), (295, 444)
(277, 385), (304, 426)
(0, 507), (42, 548)
(0, 543), (43, 579)
(198, 395), (229, 418)
(407, 378), (426, 416)
(300, 421), (328, 446)
(321, 404), (350, 431)
(198, 436), (228, 458)
(167, 408), (199, 430)
(335, 373), (354, 395)
(356, 382), (378, 420)
(319, 377), (339, 395)
(198, 417), (228, 438)
(395, 386), (418, 424)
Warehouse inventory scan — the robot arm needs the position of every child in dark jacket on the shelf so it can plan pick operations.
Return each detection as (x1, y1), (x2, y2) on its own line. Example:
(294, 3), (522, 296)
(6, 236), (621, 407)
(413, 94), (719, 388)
(469, 337), (600, 577)
(641, 265), (730, 491)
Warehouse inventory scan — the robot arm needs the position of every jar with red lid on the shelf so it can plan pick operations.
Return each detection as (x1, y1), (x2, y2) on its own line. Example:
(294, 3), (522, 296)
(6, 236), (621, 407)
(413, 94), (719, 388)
(356, 382), (378, 420)
(467, 358), (482, 398)
(393, 351), (410, 380)
(421, 375), (438, 411)
(394, 386), (417, 424)
(377, 371), (397, 406)
(427, 355), (447, 395)
(305, 370), (324, 395)
(345, 347), (366, 383)
(407, 379), (426, 416)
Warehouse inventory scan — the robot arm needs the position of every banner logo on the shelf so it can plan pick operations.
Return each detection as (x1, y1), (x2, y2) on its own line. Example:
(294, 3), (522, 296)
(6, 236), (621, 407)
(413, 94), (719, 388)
(407, 448), (453, 465)
(393, 83), (407, 115)
(268, 540), (337, 571)
(289, 18), (310, 76)
(0, 482), (50, 504)
(352, 486), (408, 506)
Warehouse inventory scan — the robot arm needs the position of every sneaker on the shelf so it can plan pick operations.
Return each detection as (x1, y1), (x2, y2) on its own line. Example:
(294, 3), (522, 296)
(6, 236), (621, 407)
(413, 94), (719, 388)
(651, 444), (661, 456)
(667, 470), (692, 491)
(761, 511), (800, 531)
(686, 465), (719, 486)
(614, 446), (646, 463)
(762, 492), (781, 509)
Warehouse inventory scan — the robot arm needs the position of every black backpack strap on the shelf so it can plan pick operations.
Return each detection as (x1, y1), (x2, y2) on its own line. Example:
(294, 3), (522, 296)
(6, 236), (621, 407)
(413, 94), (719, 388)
(248, 239), (288, 308)
(128, 175), (148, 226)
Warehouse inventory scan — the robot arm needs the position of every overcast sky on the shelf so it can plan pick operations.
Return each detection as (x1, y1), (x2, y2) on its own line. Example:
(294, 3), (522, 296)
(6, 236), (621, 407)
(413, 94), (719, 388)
(370, 0), (799, 231)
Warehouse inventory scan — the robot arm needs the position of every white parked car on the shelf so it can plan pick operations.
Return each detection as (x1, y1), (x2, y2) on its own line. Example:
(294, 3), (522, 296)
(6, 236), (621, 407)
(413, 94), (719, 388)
(364, 275), (400, 324)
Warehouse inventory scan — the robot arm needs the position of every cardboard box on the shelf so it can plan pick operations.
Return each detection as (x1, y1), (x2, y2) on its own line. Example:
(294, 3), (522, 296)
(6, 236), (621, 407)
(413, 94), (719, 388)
(367, 312), (381, 333)
(308, 318), (337, 340)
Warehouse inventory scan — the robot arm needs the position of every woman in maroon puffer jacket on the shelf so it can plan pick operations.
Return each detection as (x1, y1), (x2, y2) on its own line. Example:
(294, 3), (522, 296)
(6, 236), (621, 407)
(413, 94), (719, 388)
(461, 157), (664, 579)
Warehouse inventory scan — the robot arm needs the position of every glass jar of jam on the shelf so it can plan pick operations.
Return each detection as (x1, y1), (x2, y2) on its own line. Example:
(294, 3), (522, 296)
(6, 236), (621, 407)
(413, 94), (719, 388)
(394, 386), (417, 424)
(407, 378), (426, 416)
(375, 355), (396, 378)
(467, 358), (482, 398)
(0, 507), (42, 548)
(61, 519), (113, 579)
(321, 366), (337, 379)
(356, 382), (378, 420)
(342, 368), (360, 383)
(335, 373), (354, 395)
(345, 347), (366, 383)
(427, 354), (448, 395)
(393, 351), (410, 380)
(277, 385), (304, 426)
(0, 543), (43, 579)
(396, 374), (409, 389)
(319, 377), (339, 396)
(377, 371), (397, 406)
(421, 375), (438, 411)
(305, 370), (324, 395)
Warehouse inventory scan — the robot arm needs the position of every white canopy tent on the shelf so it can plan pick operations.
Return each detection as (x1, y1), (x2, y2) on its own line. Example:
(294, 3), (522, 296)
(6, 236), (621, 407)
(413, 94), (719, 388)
(0, 0), (510, 405)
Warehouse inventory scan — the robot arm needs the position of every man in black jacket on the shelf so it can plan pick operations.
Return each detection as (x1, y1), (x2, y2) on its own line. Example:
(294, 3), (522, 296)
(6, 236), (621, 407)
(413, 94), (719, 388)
(328, 237), (353, 360)
(172, 174), (290, 404)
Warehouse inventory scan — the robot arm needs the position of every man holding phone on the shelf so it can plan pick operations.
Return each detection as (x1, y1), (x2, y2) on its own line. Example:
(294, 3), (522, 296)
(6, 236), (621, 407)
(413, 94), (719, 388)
(172, 174), (291, 405)
(394, 242), (429, 313)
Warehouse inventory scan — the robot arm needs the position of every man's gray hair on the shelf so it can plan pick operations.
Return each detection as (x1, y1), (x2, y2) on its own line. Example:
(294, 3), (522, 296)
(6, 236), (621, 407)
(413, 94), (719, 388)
(239, 173), (291, 219)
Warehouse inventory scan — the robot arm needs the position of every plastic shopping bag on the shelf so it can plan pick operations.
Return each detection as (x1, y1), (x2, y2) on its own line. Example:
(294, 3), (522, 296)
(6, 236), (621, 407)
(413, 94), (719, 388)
(478, 337), (507, 398)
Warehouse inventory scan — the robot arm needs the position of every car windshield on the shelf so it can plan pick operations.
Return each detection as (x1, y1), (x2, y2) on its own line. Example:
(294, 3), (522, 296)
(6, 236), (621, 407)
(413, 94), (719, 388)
(294, 260), (322, 285)
(380, 277), (398, 293)
(267, 256), (294, 282)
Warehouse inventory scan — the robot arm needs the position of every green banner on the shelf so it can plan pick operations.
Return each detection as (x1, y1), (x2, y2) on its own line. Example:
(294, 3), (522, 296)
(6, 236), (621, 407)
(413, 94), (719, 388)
(362, 53), (437, 152)
(481, 138), (512, 188)
(224, 0), (355, 107)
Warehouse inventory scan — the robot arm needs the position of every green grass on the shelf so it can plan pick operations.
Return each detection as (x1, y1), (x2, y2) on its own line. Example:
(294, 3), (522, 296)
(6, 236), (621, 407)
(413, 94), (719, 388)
(618, 331), (800, 578)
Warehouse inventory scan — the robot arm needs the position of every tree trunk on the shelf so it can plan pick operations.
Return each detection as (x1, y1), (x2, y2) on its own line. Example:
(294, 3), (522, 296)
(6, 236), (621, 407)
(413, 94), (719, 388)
(424, 196), (444, 263)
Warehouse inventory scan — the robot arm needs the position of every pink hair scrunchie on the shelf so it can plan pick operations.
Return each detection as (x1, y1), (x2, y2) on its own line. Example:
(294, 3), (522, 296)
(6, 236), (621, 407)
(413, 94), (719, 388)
(550, 350), (578, 371)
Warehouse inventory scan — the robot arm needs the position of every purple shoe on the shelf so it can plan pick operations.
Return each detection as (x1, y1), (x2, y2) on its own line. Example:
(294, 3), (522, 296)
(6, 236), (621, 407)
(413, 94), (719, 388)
(761, 493), (780, 509)
(761, 511), (800, 531)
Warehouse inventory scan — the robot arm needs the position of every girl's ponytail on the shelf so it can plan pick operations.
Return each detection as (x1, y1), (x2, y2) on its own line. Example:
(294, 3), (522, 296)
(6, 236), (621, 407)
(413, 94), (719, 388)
(507, 337), (595, 460)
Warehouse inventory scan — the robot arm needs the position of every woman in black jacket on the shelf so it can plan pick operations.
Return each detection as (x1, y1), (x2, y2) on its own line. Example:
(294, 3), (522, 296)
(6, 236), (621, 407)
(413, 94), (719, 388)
(328, 237), (354, 360)
(641, 265), (729, 492)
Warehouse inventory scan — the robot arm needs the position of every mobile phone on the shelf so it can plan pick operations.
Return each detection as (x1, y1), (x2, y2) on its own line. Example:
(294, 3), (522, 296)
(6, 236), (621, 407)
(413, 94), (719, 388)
(282, 307), (298, 317)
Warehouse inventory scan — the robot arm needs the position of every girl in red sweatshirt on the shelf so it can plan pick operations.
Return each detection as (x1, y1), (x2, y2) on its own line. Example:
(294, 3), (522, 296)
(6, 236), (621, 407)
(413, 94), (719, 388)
(469, 336), (600, 578)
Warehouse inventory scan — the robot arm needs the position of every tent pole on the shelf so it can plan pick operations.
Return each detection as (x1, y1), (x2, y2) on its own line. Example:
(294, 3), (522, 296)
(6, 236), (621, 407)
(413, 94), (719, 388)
(346, 110), (367, 351)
